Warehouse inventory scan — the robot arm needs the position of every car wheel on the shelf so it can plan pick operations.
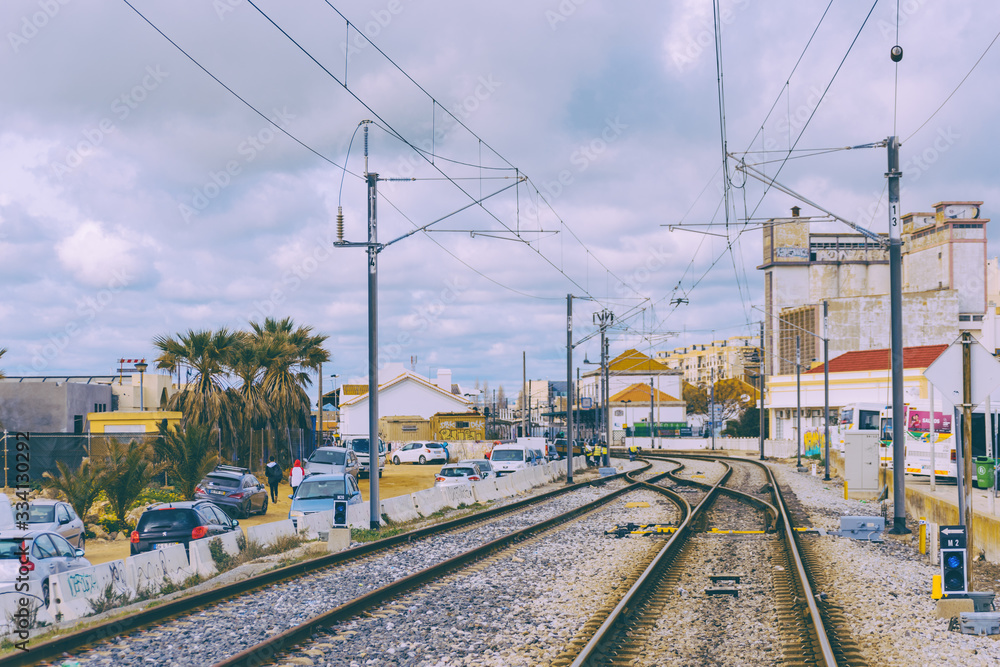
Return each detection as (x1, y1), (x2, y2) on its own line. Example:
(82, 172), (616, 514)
(259, 497), (268, 515)
(418, 455), (426, 464)
(42, 580), (50, 609)
(393, 456), (401, 465)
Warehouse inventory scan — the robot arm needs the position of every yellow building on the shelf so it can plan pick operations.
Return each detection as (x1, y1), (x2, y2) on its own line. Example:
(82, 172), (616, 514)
(87, 410), (182, 434)
(431, 412), (485, 441)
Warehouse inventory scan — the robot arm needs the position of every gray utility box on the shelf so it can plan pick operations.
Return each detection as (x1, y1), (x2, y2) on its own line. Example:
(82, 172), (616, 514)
(959, 612), (1000, 635)
(598, 467), (617, 477)
(837, 516), (885, 542)
(844, 431), (880, 499)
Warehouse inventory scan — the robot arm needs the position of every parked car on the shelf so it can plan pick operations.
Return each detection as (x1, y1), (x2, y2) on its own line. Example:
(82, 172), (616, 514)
(392, 442), (448, 465)
(26, 500), (85, 548)
(434, 463), (484, 487)
(130, 501), (239, 556)
(342, 436), (387, 478)
(194, 465), (269, 518)
(0, 530), (89, 609)
(288, 473), (363, 529)
(531, 448), (548, 464)
(305, 446), (361, 480)
(490, 441), (547, 476)
(546, 444), (562, 461)
(458, 458), (496, 479)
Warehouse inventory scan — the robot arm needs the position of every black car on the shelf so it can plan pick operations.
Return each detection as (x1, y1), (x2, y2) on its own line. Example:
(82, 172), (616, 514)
(194, 465), (269, 518)
(130, 501), (239, 555)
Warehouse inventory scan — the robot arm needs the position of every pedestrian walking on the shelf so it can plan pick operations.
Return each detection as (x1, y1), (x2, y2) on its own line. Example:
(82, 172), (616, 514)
(265, 456), (283, 502)
(290, 459), (305, 495)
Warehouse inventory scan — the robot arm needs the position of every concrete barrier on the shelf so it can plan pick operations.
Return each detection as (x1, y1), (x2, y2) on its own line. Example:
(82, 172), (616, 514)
(247, 519), (296, 548)
(494, 476), (513, 497)
(381, 494), (420, 523)
(51, 559), (133, 621)
(442, 484), (475, 508)
(472, 479), (501, 503)
(0, 587), (55, 636)
(298, 511), (334, 540)
(347, 502), (369, 528)
(510, 470), (531, 494)
(125, 544), (191, 592)
(189, 530), (243, 578)
(529, 466), (545, 487)
(412, 487), (448, 516)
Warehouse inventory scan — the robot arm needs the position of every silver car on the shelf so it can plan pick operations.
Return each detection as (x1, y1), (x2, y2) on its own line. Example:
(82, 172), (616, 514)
(304, 446), (361, 480)
(26, 500), (85, 548)
(458, 459), (496, 479)
(0, 531), (89, 609)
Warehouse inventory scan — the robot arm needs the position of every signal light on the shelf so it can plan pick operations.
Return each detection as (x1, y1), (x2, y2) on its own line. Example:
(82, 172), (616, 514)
(191, 525), (208, 540)
(130, 531), (140, 544)
(941, 549), (967, 594)
(334, 501), (347, 526)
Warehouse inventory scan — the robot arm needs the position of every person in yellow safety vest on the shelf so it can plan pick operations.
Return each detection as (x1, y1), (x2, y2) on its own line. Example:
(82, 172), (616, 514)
(628, 444), (638, 461)
(584, 442), (594, 466)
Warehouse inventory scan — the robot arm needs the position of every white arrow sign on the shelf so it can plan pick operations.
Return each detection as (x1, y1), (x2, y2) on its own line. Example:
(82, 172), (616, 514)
(923, 337), (1000, 409)
(941, 527), (966, 535)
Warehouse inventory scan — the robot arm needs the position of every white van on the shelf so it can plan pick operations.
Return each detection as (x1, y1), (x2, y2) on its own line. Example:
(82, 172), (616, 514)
(490, 439), (544, 477)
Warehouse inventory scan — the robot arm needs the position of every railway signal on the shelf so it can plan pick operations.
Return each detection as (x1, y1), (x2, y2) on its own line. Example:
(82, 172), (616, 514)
(940, 525), (968, 594)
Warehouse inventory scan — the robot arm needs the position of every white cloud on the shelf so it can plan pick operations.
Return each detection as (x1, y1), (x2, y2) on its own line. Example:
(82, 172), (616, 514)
(55, 220), (158, 289)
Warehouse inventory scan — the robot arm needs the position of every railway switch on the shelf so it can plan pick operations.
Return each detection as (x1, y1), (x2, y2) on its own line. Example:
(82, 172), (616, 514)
(604, 523), (676, 537)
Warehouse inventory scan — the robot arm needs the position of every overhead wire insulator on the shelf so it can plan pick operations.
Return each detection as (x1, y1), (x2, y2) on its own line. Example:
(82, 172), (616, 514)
(337, 206), (344, 242)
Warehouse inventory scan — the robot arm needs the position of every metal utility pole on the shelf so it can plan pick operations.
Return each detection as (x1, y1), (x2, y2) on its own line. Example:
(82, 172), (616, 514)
(365, 170), (380, 530)
(566, 294), (574, 483)
(796, 334), (802, 469)
(886, 136), (910, 534)
(649, 378), (655, 449)
(823, 301), (831, 481)
(710, 365), (716, 451)
(929, 386), (937, 493)
(759, 320), (766, 461)
(522, 351), (527, 438)
(594, 309), (614, 466)
(318, 365), (324, 447)
(962, 331), (974, 577)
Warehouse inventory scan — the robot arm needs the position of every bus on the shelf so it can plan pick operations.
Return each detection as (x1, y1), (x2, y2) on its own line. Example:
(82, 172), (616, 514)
(878, 403), (958, 479)
(834, 402), (883, 454)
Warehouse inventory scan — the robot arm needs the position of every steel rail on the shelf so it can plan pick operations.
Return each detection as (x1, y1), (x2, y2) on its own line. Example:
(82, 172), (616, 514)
(567, 460), (733, 666)
(214, 464), (682, 667)
(1, 461), (651, 667)
(648, 452), (839, 666)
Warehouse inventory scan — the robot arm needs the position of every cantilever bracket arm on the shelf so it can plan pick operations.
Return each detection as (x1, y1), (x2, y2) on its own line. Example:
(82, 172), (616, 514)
(382, 177), (526, 249)
(735, 161), (888, 248)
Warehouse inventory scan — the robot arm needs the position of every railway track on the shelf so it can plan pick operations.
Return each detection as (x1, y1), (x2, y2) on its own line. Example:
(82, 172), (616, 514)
(8, 458), (672, 667)
(564, 453), (867, 667)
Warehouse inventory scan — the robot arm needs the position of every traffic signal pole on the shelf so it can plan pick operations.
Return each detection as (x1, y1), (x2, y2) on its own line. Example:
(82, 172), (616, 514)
(887, 136), (910, 535)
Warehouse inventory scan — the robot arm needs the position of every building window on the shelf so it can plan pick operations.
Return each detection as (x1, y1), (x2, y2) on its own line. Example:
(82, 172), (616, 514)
(401, 425), (417, 432)
(457, 421), (469, 428)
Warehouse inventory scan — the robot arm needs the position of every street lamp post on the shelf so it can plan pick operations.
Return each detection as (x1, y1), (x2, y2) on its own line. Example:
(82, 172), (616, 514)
(135, 360), (148, 411)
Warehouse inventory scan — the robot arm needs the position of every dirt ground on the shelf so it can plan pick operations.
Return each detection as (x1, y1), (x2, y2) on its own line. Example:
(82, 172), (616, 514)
(83, 461), (442, 565)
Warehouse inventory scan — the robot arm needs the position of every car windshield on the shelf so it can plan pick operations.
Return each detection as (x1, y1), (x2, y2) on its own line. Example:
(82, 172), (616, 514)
(136, 509), (197, 532)
(464, 460), (492, 471)
(27, 506), (55, 523)
(441, 467), (475, 478)
(491, 450), (523, 462)
(0, 539), (29, 559)
(204, 475), (240, 488)
(349, 439), (369, 452)
(309, 450), (346, 465)
(297, 480), (347, 499)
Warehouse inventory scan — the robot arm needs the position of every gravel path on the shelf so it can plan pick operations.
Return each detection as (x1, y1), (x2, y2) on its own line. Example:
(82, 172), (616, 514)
(280, 488), (682, 667)
(770, 461), (1000, 666)
(54, 472), (639, 666)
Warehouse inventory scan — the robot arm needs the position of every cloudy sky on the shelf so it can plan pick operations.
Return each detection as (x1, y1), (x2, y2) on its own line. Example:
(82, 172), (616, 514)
(3, 0), (999, 401)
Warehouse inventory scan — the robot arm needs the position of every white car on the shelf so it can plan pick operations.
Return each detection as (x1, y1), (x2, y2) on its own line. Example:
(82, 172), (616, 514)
(392, 442), (448, 465)
(458, 459), (496, 479)
(0, 531), (90, 609)
(434, 463), (484, 487)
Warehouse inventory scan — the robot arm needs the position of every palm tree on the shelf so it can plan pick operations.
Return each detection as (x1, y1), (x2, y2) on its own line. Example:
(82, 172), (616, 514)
(249, 317), (329, 458)
(42, 459), (105, 523)
(153, 328), (241, 457)
(228, 335), (271, 467)
(154, 423), (218, 498)
(0, 347), (7, 379)
(99, 439), (162, 529)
